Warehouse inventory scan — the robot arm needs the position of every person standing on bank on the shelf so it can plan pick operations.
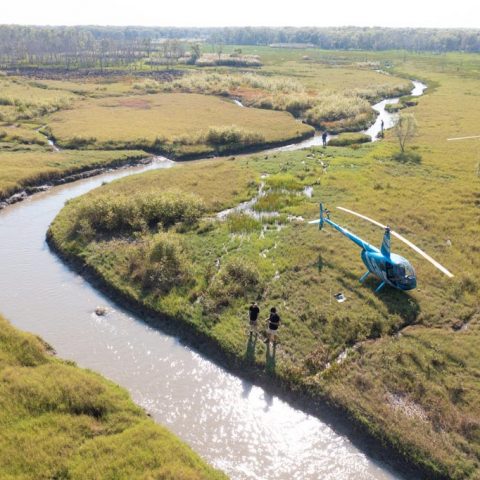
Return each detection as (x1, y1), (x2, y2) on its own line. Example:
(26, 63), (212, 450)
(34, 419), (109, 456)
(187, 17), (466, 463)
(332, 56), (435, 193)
(248, 302), (260, 334)
(322, 130), (328, 147)
(264, 307), (280, 344)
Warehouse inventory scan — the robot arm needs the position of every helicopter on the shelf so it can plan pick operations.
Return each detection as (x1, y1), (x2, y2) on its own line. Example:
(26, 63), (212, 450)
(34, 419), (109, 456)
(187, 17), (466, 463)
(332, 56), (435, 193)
(309, 204), (453, 292)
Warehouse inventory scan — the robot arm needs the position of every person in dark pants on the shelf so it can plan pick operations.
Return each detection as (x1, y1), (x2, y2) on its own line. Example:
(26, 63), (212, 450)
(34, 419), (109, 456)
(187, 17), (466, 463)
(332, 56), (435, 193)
(264, 307), (280, 345)
(248, 302), (260, 334)
(380, 119), (385, 137)
(322, 131), (328, 147)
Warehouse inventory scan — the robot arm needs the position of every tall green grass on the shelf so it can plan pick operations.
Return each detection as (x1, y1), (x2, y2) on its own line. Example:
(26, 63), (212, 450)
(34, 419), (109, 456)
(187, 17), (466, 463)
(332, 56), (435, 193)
(0, 314), (226, 479)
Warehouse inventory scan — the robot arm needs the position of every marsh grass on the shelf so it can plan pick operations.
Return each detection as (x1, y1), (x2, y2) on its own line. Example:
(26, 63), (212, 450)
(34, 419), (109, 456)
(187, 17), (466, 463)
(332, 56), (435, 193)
(154, 71), (407, 132)
(0, 314), (226, 479)
(328, 132), (372, 146)
(48, 93), (313, 156)
(0, 150), (148, 200)
(226, 213), (262, 233)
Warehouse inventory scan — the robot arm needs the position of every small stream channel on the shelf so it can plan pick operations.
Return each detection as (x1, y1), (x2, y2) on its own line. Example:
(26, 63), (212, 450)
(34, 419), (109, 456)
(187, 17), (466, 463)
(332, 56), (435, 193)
(0, 81), (426, 480)
(274, 80), (427, 152)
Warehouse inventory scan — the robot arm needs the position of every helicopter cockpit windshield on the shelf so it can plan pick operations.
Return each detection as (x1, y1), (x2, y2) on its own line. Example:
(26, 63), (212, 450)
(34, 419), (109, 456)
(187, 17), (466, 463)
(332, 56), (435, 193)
(386, 261), (415, 281)
(403, 262), (415, 278)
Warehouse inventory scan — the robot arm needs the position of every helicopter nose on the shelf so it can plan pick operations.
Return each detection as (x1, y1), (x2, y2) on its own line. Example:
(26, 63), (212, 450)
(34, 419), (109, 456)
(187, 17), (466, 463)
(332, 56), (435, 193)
(405, 276), (417, 290)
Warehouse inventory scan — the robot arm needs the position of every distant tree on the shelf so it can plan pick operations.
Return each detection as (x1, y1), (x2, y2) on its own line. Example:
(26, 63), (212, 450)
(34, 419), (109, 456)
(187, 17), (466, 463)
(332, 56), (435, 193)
(216, 44), (223, 60)
(394, 113), (417, 153)
(190, 43), (201, 64)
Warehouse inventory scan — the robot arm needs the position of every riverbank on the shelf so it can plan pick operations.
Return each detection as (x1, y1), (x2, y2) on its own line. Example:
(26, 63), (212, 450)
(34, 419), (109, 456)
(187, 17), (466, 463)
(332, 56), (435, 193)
(0, 313), (226, 479)
(0, 149), (150, 204)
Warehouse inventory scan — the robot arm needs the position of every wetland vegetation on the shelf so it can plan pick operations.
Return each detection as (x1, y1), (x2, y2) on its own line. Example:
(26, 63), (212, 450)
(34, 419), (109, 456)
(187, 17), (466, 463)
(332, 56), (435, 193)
(0, 313), (226, 479)
(2, 39), (480, 479)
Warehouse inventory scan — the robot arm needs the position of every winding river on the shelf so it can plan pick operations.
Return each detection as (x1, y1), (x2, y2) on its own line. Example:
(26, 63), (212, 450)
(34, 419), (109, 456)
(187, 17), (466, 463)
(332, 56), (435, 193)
(276, 80), (426, 151)
(0, 81), (425, 480)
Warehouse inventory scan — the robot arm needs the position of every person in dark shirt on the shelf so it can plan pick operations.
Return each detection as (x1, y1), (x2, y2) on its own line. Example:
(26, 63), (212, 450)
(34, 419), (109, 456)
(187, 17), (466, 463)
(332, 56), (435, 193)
(248, 302), (260, 334)
(322, 131), (328, 147)
(264, 307), (280, 344)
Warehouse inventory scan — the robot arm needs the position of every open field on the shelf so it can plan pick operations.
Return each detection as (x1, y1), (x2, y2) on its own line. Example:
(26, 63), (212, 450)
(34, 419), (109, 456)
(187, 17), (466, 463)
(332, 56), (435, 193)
(47, 92), (314, 156)
(0, 77), (77, 121)
(49, 51), (480, 478)
(0, 150), (148, 200)
(0, 313), (226, 479)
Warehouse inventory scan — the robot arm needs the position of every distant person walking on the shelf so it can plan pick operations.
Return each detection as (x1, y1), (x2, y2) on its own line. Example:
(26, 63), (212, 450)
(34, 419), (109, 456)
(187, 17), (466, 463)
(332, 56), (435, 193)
(264, 307), (280, 345)
(322, 131), (328, 147)
(248, 302), (260, 334)
(380, 119), (385, 137)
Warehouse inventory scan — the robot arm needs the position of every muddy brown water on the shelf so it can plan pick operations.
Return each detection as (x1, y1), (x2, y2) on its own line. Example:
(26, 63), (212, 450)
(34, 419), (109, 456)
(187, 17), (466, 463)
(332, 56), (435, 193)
(0, 81), (427, 479)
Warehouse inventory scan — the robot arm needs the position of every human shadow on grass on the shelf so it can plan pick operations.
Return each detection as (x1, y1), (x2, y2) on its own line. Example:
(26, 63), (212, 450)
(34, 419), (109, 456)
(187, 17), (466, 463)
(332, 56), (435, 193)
(265, 341), (276, 375)
(244, 331), (258, 363)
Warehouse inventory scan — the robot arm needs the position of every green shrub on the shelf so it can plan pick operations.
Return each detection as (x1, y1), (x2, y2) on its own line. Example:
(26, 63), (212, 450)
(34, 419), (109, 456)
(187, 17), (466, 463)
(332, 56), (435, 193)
(206, 259), (260, 311)
(392, 151), (422, 164)
(203, 125), (265, 146)
(72, 192), (204, 239)
(305, 94), (371, 125)
(130, 233), (192, 294)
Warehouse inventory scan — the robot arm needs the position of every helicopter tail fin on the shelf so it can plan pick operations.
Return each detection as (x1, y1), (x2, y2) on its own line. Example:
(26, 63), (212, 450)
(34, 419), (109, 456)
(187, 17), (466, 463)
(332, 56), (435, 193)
(381, 227), (391, 258)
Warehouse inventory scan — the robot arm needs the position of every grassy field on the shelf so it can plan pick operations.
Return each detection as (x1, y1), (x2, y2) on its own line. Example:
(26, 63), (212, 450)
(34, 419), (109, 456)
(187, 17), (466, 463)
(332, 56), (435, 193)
(49, 50), (480, 479)
(0, 150), (148, 200)
(47, 92), (313, 156)
(0, 77), (77, 121)
(0, 313), (226, 479)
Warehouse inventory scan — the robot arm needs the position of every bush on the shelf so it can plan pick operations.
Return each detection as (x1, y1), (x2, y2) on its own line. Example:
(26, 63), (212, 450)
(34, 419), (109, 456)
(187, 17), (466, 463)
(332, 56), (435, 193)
(305, 94), (372, 125)
(328, 132), (371, 146)
(203, 125), (265, 146)
(72, 192), (205, 239)
(392, 151), (422, 164)
(205, 259), (260, 311)
(131, 233), (192, 294)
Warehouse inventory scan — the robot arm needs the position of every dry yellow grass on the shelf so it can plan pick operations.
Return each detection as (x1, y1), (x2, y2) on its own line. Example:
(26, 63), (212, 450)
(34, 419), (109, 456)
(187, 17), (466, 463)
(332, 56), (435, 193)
(48, 92), (313, 148)
(0, 150), (147, 199)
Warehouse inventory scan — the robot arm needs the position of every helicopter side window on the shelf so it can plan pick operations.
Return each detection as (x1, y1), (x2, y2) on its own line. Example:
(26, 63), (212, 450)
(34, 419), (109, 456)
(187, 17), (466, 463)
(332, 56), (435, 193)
(386, 263), (395, 280)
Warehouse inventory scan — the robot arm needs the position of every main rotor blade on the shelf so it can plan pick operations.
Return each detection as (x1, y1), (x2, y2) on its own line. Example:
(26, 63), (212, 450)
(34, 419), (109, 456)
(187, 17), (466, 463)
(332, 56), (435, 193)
(337, 207), (386, 229)
(337, 207), (454, 278)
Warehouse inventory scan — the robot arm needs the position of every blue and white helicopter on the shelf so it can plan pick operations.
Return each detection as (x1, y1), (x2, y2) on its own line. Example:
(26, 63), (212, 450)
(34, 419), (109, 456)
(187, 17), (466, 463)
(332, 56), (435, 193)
(309, 204), (453, 292)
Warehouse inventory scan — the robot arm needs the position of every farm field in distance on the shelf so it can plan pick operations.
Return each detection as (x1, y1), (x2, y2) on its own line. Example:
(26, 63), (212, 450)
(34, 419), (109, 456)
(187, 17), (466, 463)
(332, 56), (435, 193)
(48, 49), (480, 479)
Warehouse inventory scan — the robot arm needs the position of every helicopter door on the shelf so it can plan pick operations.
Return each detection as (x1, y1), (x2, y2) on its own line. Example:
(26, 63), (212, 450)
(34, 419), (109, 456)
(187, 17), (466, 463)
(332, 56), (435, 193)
(386, 263), (395, 281)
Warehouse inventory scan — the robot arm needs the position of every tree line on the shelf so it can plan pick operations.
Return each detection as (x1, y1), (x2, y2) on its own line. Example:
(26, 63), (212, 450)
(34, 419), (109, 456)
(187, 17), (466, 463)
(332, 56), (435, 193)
(1, 25), (479, 70)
